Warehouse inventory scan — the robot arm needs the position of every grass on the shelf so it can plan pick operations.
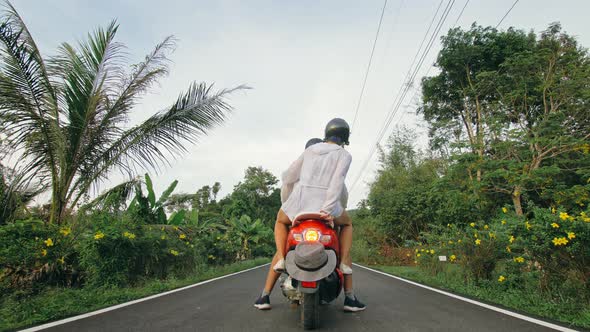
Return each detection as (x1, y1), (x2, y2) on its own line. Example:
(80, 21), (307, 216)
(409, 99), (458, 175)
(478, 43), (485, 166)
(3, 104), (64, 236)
(369, 264), (590, 330)
(0, 258), (269, 332)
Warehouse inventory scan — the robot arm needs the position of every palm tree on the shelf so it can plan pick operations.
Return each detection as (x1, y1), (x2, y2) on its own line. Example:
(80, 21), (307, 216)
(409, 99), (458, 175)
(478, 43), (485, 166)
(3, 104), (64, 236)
(0, 2), (246, 223)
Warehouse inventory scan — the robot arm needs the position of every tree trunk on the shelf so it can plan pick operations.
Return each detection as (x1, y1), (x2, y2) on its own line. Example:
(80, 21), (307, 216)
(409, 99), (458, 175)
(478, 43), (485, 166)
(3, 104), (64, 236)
(512, 187), (524, 216)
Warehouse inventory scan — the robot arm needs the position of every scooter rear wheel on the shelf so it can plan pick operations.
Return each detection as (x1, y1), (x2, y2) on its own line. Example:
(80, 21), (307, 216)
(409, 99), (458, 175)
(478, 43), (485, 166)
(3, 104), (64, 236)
(301, 292), (319, 330)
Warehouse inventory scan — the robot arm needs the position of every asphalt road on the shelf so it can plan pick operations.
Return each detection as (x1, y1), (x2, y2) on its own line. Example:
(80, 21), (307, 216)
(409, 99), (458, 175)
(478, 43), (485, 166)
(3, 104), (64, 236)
(39, 264), (569, 332)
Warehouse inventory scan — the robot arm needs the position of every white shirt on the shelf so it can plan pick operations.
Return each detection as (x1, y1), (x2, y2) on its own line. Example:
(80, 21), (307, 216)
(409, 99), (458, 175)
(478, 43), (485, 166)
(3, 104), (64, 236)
(280, 142), (352, 221)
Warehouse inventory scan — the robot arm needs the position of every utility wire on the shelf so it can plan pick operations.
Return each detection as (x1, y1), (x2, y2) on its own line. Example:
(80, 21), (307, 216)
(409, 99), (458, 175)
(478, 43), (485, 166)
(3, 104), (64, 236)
(349, 0), (455, 193)
(350, 0), (389, 133)
(495, 0), (519, 29)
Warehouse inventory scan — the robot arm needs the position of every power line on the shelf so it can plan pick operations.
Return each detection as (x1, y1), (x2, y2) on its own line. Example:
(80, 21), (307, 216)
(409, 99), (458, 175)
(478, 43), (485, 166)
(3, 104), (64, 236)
(349, 0), (456, 193)
(495, 0), (519, 29)
(452, 0), (470, 27)
(350, 0), (389, 133)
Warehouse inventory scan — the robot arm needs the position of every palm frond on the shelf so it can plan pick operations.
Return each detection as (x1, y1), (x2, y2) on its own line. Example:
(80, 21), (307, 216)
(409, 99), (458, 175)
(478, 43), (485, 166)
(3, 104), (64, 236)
(72, 83), (248, 205)
(79, 176), (140, 212)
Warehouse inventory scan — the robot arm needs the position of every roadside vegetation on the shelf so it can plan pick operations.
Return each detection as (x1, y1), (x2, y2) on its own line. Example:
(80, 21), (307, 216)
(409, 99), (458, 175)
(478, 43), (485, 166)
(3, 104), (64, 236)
(352, 23), (590, 329)
(0, 3), (276, 331)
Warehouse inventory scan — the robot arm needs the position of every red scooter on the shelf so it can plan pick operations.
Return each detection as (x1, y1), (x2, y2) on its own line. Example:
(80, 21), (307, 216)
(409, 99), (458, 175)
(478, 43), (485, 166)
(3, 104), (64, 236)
(280, 213), (344, 330)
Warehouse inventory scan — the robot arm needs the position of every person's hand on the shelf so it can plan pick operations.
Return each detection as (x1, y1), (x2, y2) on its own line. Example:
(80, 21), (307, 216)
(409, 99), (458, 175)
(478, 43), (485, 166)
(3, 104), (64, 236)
(319, 211), (335, 228)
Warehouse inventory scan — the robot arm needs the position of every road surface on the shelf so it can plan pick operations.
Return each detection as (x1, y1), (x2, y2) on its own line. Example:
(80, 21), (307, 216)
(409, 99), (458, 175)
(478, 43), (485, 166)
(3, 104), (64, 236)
(36, 264), (573, 332)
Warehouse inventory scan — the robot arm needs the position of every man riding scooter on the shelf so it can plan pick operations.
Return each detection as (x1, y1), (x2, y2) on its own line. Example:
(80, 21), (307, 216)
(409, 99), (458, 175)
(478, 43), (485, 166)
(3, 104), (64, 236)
(254, 118), (365, 312)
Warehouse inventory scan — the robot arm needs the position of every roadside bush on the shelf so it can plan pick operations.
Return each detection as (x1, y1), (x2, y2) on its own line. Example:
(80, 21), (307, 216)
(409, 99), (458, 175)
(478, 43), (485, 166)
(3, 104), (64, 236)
(0, 219), (78, 294)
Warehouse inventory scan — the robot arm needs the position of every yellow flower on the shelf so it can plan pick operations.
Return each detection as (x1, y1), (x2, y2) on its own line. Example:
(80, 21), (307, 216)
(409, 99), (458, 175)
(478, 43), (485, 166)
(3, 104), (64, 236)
(484, 225), (489, 230)
(448, 240), (454, 244)
(470, 222), (476, 227)
(567, 232), (576, 240)
(488, 232), (496, 239)
(474, 233), (478, 238)
(170, 249), (179, 256)
(41, 249), (47, 257)
(161, 235), (167, 240)
(449, 254), (456, 262)
(551, 223), (560, 229)
(506, 246), (511, 253)
(552, 237), (569, 246)
(417, 253), (421, 257)
(415, 249), (419, 253)
(179, 234), (186, 239)
(123, 231), (136, 239)
(94, 232), (105, 240)
(57, 256), (65, 264)
(513, 256), (525, 263)
(430, 249), (435, 254)
(59, 227), (71, 236)
(421, 249), (425, 252)
(559, 212), (570, 221)
(525, 221), (532, 230)
(501, 220), (506, 225)
(551, 207), (556, 214)
(498, 275), (506, 282)
(509, 235), (515, 244)
(457, 239), (462, 243)
(161, 226), (165, 231)
(173, 226), (179, 231)
(447, 223), (452, 227)
(502, 207), (508, 213)
(475, 239), (481, 245)
(44, 238), (54, 247)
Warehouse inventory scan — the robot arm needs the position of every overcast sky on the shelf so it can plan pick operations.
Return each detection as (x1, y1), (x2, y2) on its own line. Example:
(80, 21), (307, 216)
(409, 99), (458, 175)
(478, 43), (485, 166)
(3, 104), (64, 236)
(9, 0), (590, 207)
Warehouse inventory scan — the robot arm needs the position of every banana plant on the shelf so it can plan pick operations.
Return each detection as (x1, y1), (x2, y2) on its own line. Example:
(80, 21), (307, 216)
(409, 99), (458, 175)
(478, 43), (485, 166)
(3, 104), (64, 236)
(127, 174), (180, 224)
(228, 215), (271, 260)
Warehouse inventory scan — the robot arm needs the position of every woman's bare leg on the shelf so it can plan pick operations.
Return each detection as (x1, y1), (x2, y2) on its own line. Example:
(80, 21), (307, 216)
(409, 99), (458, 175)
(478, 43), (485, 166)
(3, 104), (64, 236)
(263, 252), (283, 294)
(275, 209), (291, 259)
(335, 211), (353, 291)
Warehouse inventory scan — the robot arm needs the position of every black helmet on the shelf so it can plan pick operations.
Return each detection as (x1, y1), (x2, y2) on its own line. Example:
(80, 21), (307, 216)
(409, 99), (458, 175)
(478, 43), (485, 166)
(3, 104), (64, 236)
(324, 118), (350, 145)
(305, 138), (324, 149)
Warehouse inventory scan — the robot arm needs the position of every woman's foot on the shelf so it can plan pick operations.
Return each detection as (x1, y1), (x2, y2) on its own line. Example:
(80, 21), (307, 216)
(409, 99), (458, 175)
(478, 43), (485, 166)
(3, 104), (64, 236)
(343, 295), (366, 312)
(254, 295), (271, 310)
(340, 262), (353, 274)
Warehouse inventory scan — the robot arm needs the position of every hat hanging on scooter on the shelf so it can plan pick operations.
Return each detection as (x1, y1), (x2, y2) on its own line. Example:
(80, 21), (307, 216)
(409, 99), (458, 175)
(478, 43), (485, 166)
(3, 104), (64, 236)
(285, 242), (337, 282)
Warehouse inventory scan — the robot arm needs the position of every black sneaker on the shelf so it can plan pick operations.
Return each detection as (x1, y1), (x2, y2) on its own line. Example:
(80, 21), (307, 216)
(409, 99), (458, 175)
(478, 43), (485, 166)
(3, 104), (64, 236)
(343, 296), (366, 312)
(254, 295), (271, 310)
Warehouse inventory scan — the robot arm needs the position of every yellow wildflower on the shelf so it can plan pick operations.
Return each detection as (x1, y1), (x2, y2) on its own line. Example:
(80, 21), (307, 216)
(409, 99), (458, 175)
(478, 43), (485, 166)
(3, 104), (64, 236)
(41, 249), (47, 257)
(457, 239), (462, 243)
(484, 225), (489, 230)
(474, 233), (478, 238)
(161, 235), (167, 240)
(179, 234), (186, 239)
(514, 257), (525, 263)
(488, 232), (496, 239)
(44, 238), (54, 247)
(501, 220), (506, 225)
(421, 249), (425, 252)
(559, 212), (570, 221)
(57, 256), (65, 264)
(567, 232), (576, 240)
(417, 253), (421, 257)
(430, 249), (435, 254)
(551, 207), (556, 214)
(94, 231), (105, 240)
(59, 227), (71, 236)
(498, 275), (506, 282)
(173, 226), (179, 231)
(447, 223), (451, 227)
(502, 207), (508, 213)
(415, 249), (419, 253)
(552, 237), (569, 246)
(448, 240), (454, 244)
(475, 239), (481, 245)
(470, 222), (476, 227)
(449, 254), (457, 262)
(525, 221), (532, 230)
(123, 231), (136, 239)
(506, 246), (511, 253)
(170, 249), (179, 256)
(509, 235), (515, 244)
(551, 223), (560, 229)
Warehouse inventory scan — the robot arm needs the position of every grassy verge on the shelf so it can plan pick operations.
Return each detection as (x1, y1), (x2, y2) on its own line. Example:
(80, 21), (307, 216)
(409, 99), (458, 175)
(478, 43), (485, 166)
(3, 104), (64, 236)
(0, 258), (269, 332)
(368, 265), (590, 330)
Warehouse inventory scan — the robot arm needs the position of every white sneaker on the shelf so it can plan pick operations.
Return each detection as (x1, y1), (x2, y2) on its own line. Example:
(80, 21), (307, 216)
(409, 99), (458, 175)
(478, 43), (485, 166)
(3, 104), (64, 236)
(340, 263), (353, 275)
(273, 258), (286, 273)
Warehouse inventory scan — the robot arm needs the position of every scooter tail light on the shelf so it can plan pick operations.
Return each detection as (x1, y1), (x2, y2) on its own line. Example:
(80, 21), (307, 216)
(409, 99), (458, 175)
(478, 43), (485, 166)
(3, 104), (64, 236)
(293, 233), (303, 242)
(301, 281), (317, 288)
(319, 235), (332, 244)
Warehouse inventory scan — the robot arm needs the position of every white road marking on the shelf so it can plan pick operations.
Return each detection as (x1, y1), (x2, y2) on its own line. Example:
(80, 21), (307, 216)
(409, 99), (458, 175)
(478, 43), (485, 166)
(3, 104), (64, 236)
(354, 264), (580, 332)
(19, 263), (270, 332)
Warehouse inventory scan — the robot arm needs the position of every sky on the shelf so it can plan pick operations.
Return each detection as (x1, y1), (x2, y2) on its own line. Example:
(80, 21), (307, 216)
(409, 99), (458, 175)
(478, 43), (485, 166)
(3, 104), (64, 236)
(8, 0), (590, 207)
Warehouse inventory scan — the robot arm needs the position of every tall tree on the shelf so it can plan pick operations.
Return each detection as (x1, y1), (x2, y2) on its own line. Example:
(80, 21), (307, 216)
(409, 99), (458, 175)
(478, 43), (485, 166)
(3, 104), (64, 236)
(0, 3), (246, 223)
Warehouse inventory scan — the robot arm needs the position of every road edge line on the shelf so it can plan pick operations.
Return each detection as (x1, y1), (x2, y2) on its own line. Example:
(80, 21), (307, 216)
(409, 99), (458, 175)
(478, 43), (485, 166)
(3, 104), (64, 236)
(353, 263), (580, 332)
(19, 263), (270, 332)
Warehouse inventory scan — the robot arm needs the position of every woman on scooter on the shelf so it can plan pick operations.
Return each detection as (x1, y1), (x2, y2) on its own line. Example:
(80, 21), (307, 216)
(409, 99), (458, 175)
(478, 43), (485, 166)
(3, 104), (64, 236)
(254, 118), (366, 312)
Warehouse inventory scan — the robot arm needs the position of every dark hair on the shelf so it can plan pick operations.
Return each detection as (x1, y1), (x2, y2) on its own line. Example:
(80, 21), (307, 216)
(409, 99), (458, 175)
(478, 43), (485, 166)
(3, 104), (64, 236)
(305, 138), (324, 149)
